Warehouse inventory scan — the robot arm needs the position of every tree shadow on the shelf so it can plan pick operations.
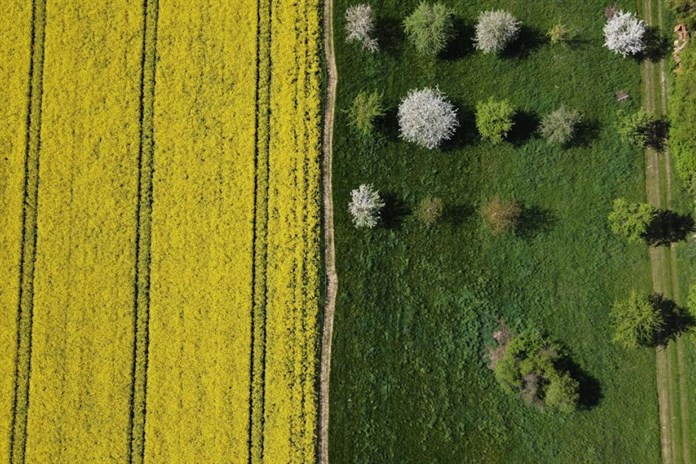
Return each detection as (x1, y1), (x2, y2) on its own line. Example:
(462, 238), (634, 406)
(507, 110), (539, 146)
(644, 210), (695, 246)
(375, 106), (401, 142)
(515, 205), (556, 239)
(501, 26), (548, 59)
(650, 294), (694, 346)
(636, 26), (671, 63)
(556, 358), (603, 410)
(443, 203), (474, 226)
(646, 118), (670, 152)
(377, 16), (405, 57)
(440, 18), (475, 61)
(441, 104), (478, 151)
(380, 192), (411, 230)
(567, 119), (601, 148)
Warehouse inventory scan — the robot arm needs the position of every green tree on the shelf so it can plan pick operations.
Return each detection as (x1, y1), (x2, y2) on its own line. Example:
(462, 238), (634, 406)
(403, 2), (454, 56)
(476, 98), (515, 144)
(617, 109), (653, 147)
(545, 372), (580, 413)
(348, 90), (384, 136)
(608, 198), (657, 243)
(611, 290), (665, 349)
(548, 22), (572, 45)
(539, 106), (581, 145)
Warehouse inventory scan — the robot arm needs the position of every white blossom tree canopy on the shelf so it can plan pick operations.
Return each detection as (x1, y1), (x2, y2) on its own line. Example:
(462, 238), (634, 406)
(349, 184), (385, 228)
(474, 10), (521, 54)
(398, 87), (458, 149)
(603, 11), (646, 57)
(345, 4), (378, 52)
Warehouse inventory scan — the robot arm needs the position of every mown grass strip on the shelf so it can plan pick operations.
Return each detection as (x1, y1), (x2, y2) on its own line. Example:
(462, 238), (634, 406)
(128, 0), (159, 462)
(9, 0), (46, 461)
(249, 0), (272, 462)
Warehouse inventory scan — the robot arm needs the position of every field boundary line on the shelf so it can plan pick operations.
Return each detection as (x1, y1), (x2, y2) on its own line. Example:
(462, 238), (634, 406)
(127, 0), (159, 462)
(9, 0), (47, 461)
(318, 0), (338, 460)
(248, 0), (272, 461)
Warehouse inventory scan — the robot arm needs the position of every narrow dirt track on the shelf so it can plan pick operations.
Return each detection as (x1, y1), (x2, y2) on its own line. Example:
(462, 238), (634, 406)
(318, 0), (338, 462)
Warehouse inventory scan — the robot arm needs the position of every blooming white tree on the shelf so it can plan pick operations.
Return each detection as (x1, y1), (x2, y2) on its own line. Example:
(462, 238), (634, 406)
(474, 10), (520, 54)
(398, 87), (458, 149)
(349, 184), (385, 228)
(604, 11), (646, 57)
(345, 4), (378, 52)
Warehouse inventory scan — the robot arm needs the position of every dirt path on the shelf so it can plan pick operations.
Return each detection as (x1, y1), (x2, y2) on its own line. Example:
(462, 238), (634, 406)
(643, 0), (692, 463)
(318, 0), (338, 462)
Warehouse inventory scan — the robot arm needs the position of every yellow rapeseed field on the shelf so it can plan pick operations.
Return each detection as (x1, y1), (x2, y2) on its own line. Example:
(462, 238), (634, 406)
(144, 1), (257, 462)
(2, 0), (322, 461)
(23, 1), (142, 462)
(0, 1), (32, 459)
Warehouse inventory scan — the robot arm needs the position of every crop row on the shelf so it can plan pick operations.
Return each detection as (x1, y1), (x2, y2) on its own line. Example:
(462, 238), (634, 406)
(260, 0), (323, 462)
(22, 1), (144, 462)
(0, 1), (33, 461)
(143, 0), (258, 462)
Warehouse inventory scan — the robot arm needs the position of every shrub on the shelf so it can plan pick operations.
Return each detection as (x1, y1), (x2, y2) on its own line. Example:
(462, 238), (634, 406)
(539, 106), (581, 145)
(403, 2), (454, 55)
(398, 87), (458, 149)
(670, 45), (696, 192)
(348, 90), (384, 136)
(349, 184), (384, 228)
(476, 98), (515, 144)
(491, 329), (579, 412)
(548, 22), (572, 45)
(416, 197), (444, 225)
(474, 10), (520, 54)
(616, 109), (653, 147)
(345, 4), (378, 52)
(611, 290), (664, 349)
(604, 11), (646, 57)
(669, 0), (696, 28)
(481, 197), (521, 235)
(608, 198), (657, 243)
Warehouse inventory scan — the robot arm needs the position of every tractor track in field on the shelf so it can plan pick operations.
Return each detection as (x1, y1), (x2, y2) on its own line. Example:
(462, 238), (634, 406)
(318, 0), (338, 461)
(642, 0), (692, 463)
(127, 0), (159, 462)
(248, 0), (272, 461)
(9, 0), (46, 462)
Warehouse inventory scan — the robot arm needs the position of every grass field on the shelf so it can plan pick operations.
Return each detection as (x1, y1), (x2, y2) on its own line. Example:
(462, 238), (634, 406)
(1, 0), (322, 462)
(329, 1), (662, 462)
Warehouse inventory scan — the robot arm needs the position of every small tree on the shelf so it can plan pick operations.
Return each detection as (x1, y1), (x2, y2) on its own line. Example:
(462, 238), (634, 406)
(476, 98), (515, 144)
(608, 198), (657, 243)
(403, 2), (454, 55)
(348, 90), (384, 136)
(617, 109), (653, 147)
(416, 197), (444, 225)
(398, 87), (458, 149)
(481, 197), (521, 235)
(604, 10), (646, 57)
(349, 184), (385, 228)
(539, 106), (581, 145)
(611, 290), (665, 349)
(548, 22), (572, 45)
(474, 10), (521, 54)
(345, 4), (379, 52)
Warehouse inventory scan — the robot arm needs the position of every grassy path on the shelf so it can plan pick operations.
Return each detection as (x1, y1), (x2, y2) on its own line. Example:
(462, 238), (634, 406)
(9, 0), (46, 461)
(128, 0), (159, 462)
(641, 0), (692, 463)
(318, 0), (338, 461)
